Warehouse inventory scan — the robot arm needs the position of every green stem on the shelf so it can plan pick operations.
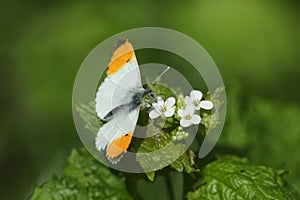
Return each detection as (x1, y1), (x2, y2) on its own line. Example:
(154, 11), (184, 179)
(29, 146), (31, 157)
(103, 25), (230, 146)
(167, 173), (175, 200)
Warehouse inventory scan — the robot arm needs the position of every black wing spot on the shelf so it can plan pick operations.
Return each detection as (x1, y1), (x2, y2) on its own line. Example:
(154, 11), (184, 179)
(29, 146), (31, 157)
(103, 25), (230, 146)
(114, 38), (128, 50)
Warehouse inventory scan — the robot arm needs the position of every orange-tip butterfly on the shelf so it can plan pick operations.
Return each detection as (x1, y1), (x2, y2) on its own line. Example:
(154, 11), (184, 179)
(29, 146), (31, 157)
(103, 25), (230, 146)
(95, 38), (154, 164)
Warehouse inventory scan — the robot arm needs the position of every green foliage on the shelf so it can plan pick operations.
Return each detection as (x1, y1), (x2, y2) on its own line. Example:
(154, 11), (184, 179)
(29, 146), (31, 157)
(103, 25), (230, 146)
(170, 149), (198, 174)
(136, 124), (186, 175)
(187, 156), (299, 200)
(246, 99), (300, 193)
(30, 149), (299, 200)
(30, 149), (132, 200)
(219, 84), (300, 192)
(72, 82), (300, 199)
(145, 172), (156, 182)
(218, 84), (249, 149)
(136, 84), (216, 179)
(200, 87), (225, 133)
(75, 101), (103, 135)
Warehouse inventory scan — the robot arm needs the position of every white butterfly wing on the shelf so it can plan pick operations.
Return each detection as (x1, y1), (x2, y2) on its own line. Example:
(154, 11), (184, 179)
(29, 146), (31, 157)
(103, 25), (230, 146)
(95, 106), (139, 163)
(95, 40), (141, 120)
(95, 39), (141, 163)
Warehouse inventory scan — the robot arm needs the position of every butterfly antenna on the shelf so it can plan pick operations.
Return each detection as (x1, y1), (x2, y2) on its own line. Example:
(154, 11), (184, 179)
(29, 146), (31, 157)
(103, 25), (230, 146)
(152, 66), (170, 84)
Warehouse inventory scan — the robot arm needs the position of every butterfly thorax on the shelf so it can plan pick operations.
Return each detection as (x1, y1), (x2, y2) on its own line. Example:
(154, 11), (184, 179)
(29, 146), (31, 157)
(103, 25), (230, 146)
(103, 88), (152, 121)
(130, 88), (152, 111)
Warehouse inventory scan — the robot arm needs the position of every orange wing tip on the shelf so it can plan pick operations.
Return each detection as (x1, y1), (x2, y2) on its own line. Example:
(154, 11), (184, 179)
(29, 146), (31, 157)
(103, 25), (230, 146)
(107, 39), (135, 75)
(106, 133), (133, 164)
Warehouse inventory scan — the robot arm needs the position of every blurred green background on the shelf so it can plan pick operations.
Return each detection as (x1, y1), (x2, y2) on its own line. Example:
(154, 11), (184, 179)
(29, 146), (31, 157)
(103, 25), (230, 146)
(1, 0), (300, 199)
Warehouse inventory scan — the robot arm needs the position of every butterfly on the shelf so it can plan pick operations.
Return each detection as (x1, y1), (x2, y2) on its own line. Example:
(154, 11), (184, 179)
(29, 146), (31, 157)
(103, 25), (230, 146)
(95, 38), (154, 164)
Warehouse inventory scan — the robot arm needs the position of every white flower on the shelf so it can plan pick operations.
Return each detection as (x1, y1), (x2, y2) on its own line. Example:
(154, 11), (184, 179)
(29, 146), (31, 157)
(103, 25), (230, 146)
(185, 90), (213, 110)
(177, 106), (201, 127)
(149, 96), (175, 119)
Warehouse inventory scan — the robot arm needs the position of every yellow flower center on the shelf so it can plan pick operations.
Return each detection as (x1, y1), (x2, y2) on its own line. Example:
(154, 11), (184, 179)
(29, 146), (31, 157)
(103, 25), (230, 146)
(193, 99), (200, 106)
(160, 106), (167, 113)
(185, 114), (192, 120)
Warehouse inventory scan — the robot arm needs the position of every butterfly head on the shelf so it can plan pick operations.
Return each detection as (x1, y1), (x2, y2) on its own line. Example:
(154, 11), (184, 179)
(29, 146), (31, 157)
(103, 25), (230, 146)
(141, 88), (158, 109)
(144, 88), (155, 99)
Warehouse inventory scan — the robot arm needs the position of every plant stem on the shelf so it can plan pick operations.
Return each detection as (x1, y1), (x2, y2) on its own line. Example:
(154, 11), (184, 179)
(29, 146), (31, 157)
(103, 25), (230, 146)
(167, 173), (175, 200)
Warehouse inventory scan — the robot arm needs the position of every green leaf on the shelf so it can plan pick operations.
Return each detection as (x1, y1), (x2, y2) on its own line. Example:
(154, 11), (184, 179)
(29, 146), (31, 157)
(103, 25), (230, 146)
(136, 123), (186, 176)
(75, 101), (103, 134)
(218, 83), (300, 192)
(137, 126), (197, 181)
(30, 148), (133, 200)
(145, 172), (156, 182)
(170, 149), (198, 174)
(245, 99), (300, 193)
(187, 156), (299, 200)
(201, 86), (225, 132)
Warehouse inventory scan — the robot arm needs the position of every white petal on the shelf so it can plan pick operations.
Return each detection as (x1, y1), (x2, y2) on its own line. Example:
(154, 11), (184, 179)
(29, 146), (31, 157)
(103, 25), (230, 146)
(177, 109), (184, 117)
(185, 96), (192, 106)
(152, 102), (162, 111)
(165, 97), (176, 107)
(156, 96), (165, 105)
(149, 110), (160, 119)
(180, 118), (191, 127)
(164, 107), (175, 117)
(190, 90), (202, 100)
(200, 100), (213, 110)
(185, 106), (195, 115)
(191, 114), (201, 124)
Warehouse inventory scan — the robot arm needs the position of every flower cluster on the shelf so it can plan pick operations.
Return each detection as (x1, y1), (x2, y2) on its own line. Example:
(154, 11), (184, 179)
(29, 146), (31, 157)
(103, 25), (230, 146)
(149, 90), (213, 128)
